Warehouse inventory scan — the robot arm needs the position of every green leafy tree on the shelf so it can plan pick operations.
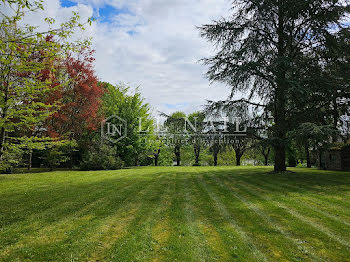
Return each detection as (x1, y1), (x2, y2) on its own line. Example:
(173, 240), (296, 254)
(102, 82), (154, 166)
(0, 0), (91, 170)
(188, 111), (205, 166)
(148, 136), (164, 166)
(162, 111), (187, 166)
(290, 123), (337, 168)
(199, 0), (350, 172)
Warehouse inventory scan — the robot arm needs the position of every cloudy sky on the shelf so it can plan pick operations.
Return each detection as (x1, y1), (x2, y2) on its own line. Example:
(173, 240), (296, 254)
(23, 0), (233, 115)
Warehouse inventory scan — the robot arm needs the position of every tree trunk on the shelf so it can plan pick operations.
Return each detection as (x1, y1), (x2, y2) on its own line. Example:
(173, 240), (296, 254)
(176, 154), (180, 166)
(213, 152), (218, 166)
(0, 128), (5, 160)
(194, 145), (200, 165)
(28, 150), (32, 171)
(274, 143), (286, 172)
(319, 150), (324, 169)
(154, 149), (160, 166)
(305, 142), (311, 168)
(0, 80), (9, 160)
(264, 155), (269, 166)
(273, 4), (287, 173)
(175, 146), (181, 166)
(260, 146), (270, 166)
(134, 156), (139, 166)
(233, 144), (245, 167)
(236, 153), (242, 166)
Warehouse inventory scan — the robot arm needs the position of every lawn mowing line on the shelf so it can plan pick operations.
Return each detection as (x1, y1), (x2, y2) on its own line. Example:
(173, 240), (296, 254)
(0, 171), (138, 229)
(179, 171), (213, 261)
(289, 173), (350, 189)
(183, 170), (228, 261)
(0, 171), (148, 244)
(84, 173), (171, 261)
(0, 173), (165, 260)
(165, 171), (212, 261)
(207, 174), (323, 262)
(191, 172), (257, 261)
(86, 173), (173, 262)
(0, 174), (158, 260)
(235, 175), (350, 229)
(196, 175), (269, 262)
(101, 174), (173, 261)
(232, 179), (350, 250)
(229, 172), (350, 217)
(148, 174), (177, 262)
(240, 176), (350, 229)
(246, 173), (350, 204)
(0, 170), (133, 194)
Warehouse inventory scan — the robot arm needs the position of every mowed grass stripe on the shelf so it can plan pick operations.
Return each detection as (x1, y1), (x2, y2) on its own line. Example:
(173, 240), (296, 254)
(97, 173), (173, 261)
(217, 172), (350, 261)
(287, 168), (350, 189)
(82, 172), (172, 261)
(221, 169), (350, 226)
(187, 170), (233, 261)
(206, 173), (322, 262)
(241, 175), (350, 230)
(0, 171), (166, 261)
(0, 171), (143, 253)
(164, 171), (214, 261)
(246, 169), (350, 208)
(195, 173), (269, 262)
(181, 171), (214, 260)
(245, 177), (350, 225)
(190, 172), (265, 261)
(1, 167), (350, 261)
(227, 178), (350, 260)
(0, 168), (163, 228)
(0, 171), (134, 228)
(234, 175), (350, 240)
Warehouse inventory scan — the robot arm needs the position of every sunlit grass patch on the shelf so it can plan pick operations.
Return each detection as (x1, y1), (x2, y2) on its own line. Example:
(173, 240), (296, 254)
(1, 167), (350, 261)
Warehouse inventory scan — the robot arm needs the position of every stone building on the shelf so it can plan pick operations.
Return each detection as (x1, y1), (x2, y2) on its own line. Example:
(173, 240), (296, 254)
(320, 144), (350, 171)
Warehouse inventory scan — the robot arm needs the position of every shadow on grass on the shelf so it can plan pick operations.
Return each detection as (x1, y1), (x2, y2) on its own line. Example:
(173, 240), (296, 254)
(1, 167), (349, 229)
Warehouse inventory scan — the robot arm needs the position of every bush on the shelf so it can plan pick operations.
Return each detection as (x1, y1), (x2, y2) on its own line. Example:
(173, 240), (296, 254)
(80, 144), (124, 171)
(40, 140), (76, 170)
(0, 144), (23, 174)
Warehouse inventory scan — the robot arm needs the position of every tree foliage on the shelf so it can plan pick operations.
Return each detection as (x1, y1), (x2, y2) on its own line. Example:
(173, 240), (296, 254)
(199, 0), (350, 172)
(0, 0), (92, 171)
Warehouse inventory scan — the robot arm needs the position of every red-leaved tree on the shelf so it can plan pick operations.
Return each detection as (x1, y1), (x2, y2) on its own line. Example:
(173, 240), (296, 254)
(47, 48), (105, 140)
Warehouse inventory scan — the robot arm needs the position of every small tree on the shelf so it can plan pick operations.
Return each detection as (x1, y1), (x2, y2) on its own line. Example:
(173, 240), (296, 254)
(290, 123), (337, 168)
(102, 82), (154, 166)
(188, 112), (205, 166)
(40, 140), (77, 171)
(163, 112), (187, 166)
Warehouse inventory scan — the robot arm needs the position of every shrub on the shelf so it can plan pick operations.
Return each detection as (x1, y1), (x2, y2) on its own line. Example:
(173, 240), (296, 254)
(80, 144), (124, 171)
(0, 144), (23, 174)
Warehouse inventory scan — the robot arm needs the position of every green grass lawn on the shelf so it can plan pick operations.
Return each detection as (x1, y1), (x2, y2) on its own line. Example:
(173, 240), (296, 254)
(1, 167), (350, 261)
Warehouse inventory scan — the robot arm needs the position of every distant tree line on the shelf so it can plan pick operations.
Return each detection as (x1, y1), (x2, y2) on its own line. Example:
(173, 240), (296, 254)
(1, 0), (349, 173)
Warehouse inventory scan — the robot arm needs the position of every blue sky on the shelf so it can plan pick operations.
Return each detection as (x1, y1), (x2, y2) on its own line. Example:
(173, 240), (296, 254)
(35, 0), (232, 114)
(61, 0), (76, 8)
(61, 0), (130, 23)
(15, 0), (350, 115)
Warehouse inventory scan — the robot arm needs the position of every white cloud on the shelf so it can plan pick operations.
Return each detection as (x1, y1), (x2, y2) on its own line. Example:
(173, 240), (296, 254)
(22, 0), (233, 115)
